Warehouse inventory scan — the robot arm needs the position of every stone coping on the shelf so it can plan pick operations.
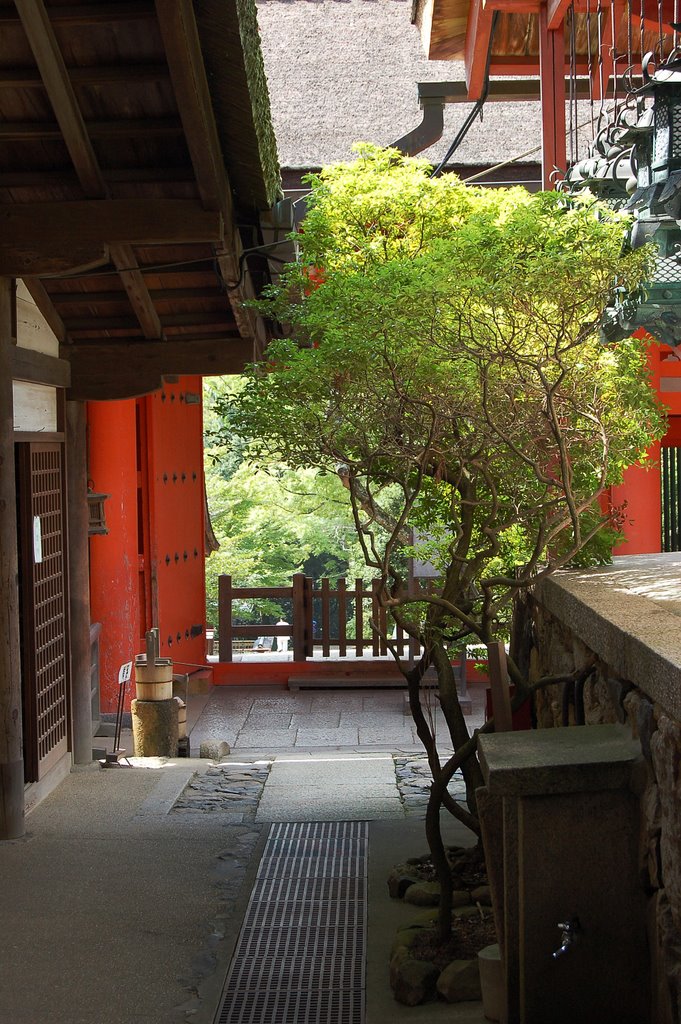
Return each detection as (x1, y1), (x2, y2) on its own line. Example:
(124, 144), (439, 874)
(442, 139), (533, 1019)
(478, 725), (640, 796)
(535, 553), (681, 721)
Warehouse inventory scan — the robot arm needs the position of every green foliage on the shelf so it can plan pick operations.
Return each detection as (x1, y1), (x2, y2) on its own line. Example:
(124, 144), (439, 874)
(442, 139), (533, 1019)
(204, 381), (376, 627)
(224, 144), (665, 648)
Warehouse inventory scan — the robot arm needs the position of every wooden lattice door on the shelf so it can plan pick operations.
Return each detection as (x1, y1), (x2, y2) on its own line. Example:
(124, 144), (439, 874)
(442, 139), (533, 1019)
(17, 442), (70, 781)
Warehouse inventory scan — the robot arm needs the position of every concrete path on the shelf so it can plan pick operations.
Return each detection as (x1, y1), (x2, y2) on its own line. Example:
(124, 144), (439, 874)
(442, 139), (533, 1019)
(0, 684), (489, 1024)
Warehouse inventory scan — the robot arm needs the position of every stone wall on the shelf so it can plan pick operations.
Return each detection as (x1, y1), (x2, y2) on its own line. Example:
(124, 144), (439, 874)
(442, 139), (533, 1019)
(530, 595), (681, 1023)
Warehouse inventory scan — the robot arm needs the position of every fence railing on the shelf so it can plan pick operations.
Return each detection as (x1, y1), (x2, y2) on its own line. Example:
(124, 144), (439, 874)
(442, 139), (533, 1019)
(217, 573), (437, 663)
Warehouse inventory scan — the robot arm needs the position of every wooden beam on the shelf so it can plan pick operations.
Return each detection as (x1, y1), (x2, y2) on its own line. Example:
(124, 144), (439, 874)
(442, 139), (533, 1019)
(109, 244), (163, 340)
(67, 311), (234, 332)
(23, 278), (67, 344)
(0, 200), (223, 249)
(0, 2), (154, 24)
(0, 277), (25, 839)
(483, 0), (539, 10)
(65, 337), (254, 400)
(0, 63), (168, 89)
(10, 345), (71, 387)
(0, 117), (182, 141)
(154, 0), (230, 217)
(50, 286), (224, 306)
(547, 0), (572, 29)
(539, 7), (567, 185)
(65, 401), (93, 764)
(0, 245), (110, 279)
(14, 0), (105, 196)
(464, 0), (495, 100)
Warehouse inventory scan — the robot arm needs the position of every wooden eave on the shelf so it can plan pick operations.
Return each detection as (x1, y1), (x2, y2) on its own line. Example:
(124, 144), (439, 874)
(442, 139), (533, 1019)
(0, 0), (280, 400)
(417, 0), (680, 99)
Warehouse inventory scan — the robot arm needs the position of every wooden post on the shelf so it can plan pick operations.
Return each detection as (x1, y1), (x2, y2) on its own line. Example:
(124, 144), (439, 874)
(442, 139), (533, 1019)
(538, 7), (567, 189)
(371, 579), (381, 657)
(355, 578), (364, 658)
(0, 278), (25, 838)
(337, 578), (347, 657)
(304, 577), (314, 658)
(292, 573), (306, 662)
(487, 641), (513, 733)
(218, 574), (232, 662)
(321, 577), (330, 658)
(66, 401), (93, 764)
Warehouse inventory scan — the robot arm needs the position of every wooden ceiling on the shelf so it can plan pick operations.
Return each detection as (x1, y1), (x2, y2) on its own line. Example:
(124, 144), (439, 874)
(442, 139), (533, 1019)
(1, 0), (281, 400)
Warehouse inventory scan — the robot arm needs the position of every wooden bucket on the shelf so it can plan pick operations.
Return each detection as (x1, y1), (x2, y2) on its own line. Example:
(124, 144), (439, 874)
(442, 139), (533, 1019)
(134, 656), (173, 700)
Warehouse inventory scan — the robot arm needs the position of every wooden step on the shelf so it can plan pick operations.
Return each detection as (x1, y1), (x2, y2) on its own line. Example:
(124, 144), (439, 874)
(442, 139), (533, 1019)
(288, 674), (406, 690)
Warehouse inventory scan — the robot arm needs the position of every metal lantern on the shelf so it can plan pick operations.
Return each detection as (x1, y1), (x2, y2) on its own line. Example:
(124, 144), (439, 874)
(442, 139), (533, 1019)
(600, 55), (681, 346)
(87, 487), (110, 536)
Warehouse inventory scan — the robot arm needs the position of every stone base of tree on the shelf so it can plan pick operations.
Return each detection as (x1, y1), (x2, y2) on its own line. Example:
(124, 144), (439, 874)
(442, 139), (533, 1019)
(388, 846), (496, 1006)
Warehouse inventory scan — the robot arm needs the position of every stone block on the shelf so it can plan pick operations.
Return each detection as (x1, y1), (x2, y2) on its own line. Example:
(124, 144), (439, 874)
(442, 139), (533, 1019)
(436, 958), (481, 1002)
(199, 740), (231, 760)
(392, 957), (439, 1006)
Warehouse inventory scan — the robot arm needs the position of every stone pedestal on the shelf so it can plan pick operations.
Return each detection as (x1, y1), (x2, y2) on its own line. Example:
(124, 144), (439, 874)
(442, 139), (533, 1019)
(477, 725), (647, 1024)
(131, 698), (178, 757)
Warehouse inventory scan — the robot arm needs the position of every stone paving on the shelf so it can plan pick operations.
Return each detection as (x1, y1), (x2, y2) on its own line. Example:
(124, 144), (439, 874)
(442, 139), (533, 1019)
(188, 683), (487, 755)
(171, 760), (271, 823)
(168, 752), (469, 823)
(394, 754), (468, 816)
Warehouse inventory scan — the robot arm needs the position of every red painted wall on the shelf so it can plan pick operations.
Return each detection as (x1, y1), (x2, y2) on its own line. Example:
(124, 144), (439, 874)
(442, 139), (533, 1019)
(609, 343), (681, 555)
(88, 400), (141, 713)
(88, 377), (207, 714)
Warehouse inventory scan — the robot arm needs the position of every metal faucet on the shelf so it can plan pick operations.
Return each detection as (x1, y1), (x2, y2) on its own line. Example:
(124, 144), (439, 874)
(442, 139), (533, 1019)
(552, 916), (582, 959)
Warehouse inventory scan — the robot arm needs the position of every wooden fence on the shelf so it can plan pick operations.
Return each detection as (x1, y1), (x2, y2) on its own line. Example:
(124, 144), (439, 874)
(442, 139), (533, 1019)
(217, 573), (433, 663)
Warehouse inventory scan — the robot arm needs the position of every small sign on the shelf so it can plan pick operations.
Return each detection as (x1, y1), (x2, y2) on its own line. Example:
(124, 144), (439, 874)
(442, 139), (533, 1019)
(33, 516), (43, 564)
(118, 661), (133, 685)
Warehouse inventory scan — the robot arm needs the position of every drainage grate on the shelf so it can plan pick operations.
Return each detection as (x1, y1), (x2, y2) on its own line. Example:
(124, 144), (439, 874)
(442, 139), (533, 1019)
(215, 820), (368, 1024)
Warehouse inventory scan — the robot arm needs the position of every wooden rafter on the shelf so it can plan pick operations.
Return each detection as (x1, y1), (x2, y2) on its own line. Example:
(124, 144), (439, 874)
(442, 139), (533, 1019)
(14, 0), (104, 196)
(155, 0), (259, 339)
(14, 0), (167, 342)
(464, 0), (495, 100)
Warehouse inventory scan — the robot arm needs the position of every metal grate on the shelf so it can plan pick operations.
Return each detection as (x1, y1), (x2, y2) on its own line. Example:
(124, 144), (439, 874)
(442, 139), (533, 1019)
(216, 820), (368, 1024)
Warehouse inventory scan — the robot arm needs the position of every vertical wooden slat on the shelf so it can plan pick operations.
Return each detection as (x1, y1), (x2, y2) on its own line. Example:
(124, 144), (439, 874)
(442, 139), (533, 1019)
(355, 578), (364, 658)
(218, 574), (232, 662)
(305, 577), (314, 658)
(321, 577), (331, 658)
(337, 578), (347, 657)
(371, 579), (381, 657)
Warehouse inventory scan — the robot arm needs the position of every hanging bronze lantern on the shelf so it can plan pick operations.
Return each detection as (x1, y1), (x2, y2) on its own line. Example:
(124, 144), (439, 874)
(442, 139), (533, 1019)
(600, 54), (681, 346)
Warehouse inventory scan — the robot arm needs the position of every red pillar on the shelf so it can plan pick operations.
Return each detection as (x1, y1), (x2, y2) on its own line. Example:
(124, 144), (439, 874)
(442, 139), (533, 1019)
(611, 442), (662, 555)
(538, 10), (567, 189)
(87, 400), (141, 713)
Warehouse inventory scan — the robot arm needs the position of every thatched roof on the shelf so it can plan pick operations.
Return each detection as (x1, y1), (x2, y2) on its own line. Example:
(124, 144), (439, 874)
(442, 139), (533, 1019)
(256, 0), (543, 171)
